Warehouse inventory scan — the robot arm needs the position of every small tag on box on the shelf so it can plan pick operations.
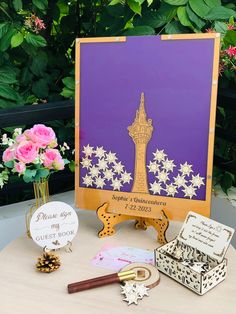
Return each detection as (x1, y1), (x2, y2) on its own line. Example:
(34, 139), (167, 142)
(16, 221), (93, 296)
(177, 211), (235, 263)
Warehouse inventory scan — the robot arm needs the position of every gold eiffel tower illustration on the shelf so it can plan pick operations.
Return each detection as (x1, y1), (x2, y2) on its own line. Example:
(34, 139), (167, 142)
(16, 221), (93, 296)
(128, 92), (153, 193)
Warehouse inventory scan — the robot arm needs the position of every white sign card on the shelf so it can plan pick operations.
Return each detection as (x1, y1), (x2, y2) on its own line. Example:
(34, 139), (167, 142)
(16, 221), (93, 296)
(178, 211), (235, 263)
(30, 201), (79, 250)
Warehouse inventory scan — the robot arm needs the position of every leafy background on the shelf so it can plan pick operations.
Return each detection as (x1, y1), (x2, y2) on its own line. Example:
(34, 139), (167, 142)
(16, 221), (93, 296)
(0, 0), (236, 204)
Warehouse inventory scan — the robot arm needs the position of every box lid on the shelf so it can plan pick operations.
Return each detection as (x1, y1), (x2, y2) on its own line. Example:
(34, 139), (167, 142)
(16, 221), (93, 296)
(177, 211), (235, 263)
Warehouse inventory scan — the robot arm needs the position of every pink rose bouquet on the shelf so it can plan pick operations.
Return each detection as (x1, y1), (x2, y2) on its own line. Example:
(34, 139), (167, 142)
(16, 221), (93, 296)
(0, 125), (69, 186)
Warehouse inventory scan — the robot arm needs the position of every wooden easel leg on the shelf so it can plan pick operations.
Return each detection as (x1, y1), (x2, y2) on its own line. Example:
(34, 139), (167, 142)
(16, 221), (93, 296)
(97, 203), (137, 237)
(97, 203), (169, 244)
(145, 210), (169, 244)
(134, 218), (147, 230)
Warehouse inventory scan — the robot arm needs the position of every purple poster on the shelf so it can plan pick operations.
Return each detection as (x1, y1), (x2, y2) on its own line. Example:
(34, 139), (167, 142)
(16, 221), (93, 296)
(75, 34), (219, 220)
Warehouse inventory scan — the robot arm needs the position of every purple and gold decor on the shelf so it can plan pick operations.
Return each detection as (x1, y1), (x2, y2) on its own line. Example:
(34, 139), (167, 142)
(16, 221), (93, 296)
(75, 34), (220, 220)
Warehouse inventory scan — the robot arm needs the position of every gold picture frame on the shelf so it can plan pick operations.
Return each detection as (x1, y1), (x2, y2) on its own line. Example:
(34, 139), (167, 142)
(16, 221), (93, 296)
(75, 33), (220, 221)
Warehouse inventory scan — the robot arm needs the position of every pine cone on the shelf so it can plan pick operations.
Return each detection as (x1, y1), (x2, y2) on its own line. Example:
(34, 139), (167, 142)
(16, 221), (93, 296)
(36, 252), (61, 273)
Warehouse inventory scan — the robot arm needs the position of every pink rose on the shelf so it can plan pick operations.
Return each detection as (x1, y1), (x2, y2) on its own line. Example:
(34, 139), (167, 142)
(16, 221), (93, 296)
(43, 149), (64, 170)
(15, 134), (26, 143)
(15, 162), (26, 174)
(15, 141), (38, 164)
(2, 147), (15, 163)
(25, 124), (56, 148)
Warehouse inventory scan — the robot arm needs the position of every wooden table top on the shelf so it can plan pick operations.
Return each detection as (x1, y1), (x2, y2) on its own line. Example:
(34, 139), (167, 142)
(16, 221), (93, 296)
(0, 209), (235, 314)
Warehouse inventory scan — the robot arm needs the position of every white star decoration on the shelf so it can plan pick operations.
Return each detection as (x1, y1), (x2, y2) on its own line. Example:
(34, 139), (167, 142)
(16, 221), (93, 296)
(135, 284), (149, 298)
(123, 291), (139, 305)
(173, 174), (186, 187)
(89, 165), (100, 178)
(121, 171), (133, 184)
(147, 161), (159, 174)
(165, 183), (178, 196)
(121, 283), (149, 306)
(150, 181), (162, 195)
(81, 146), (132, 191)
(179, 162), (193, 176)
(95, 146), (106, 158)
(153, 149), (167, 162)
(121, 282), (134, 295)
(190, 174), (204, 188)
(182, 185), (197, 199)
(80, 144), (205, 199)
(148, 148), (205, 199)
(95, 176), (105, 189)
(97, 158), (108, 170)
(111, 178), (123, 191)
(156, 170), (169, 183)
(82, 144), (94, 157)
(80, 157), (92, 169)
(106, 151), (117, 163)
(162, 159), (176, 172)
(113, 161), (124, 174)
(82, 174), (93, 187)
(103, 169), (114, 181)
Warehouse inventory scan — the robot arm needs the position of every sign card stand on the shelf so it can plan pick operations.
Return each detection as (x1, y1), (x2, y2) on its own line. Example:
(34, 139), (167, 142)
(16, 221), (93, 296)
(97, 202), (169, 244)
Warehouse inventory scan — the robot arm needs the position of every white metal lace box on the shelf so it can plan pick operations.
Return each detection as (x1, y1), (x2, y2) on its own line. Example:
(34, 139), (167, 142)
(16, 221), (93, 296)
(155, 211), (235, 295)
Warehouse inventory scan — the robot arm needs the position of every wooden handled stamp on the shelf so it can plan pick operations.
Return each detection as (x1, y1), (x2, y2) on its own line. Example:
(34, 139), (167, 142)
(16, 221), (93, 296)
(67, 270), (135, 294)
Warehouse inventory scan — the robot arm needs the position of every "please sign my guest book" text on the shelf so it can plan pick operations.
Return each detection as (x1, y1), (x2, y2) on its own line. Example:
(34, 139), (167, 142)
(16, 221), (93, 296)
(30, 201), (79, 250)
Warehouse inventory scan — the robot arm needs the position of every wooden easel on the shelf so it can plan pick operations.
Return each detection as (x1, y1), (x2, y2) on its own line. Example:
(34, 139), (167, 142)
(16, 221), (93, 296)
(97, 202), (169, 244)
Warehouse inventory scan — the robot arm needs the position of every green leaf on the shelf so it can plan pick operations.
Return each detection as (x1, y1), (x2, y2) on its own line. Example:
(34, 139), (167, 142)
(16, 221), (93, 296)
(0, 99), (20, 109)
(204, 0), (221, 8)
(0, 66), (17, 84)
(109, 0), (122, 5)
(32, 79), (49, 98)
(106, 3), (124, 16)
(0, 23), (9, 38)
(229, 16), (234, 25)
(62, 77), (75, 90)
(214, 21), (227, 34)
(63, 159), (70, 165)
(205, 6), (236, 20)
(25, 33), (47, 47)
(224, 30), (236, 46)
(186, 4), (206, 29)
(30, 51), (48, 76)
(177, 6), (194, 28)
(123, 25), (155, 35)
(21, 41), (38, 56)
(147, 0), (153, 6)
(11, 32), (24, 48)
(134, 11), (163, 27)
(189, 0), (211, 18)
(23, 169), (37, 183)
(0, 27), (17, 52)
(32, 0), (48, 11)
(134, 3), (177, 28)
(34, 168), (49, 181)
(25, 94), (38, 104)
(60, 87), (74, 98)
(13, 0), (22, 11)
(127, 0), (141, 15)
(21, 67), (33, 86)
(69, 160), (75, 172)
(165, 20), (189, 34)
(4, 161), (14, 168)
(0, 83), (20, 101)
(163, 0), (188, 5)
